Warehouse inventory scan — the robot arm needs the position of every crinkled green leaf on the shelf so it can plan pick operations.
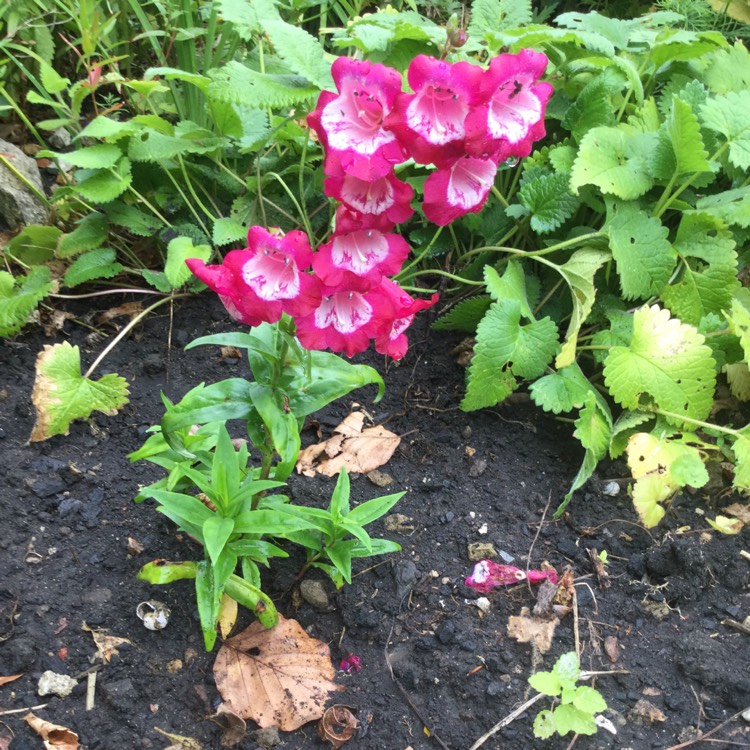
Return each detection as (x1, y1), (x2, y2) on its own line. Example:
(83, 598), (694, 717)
(574, 394), (612, 460)
(208, 62), (319, 109)
(39, 59), (69, 94)
(6, 225), (60, 264)
(573, 686), (607, 714)
(462, 299), (558, 410)
(604, 305), (716, 422)
(236, 107), (272, 152)
(608, 203), (675, 300)
(105, 203), (163, 236)
(528, 671), (561, 696)
(212, 217), (247, 246)
(653, 96), (712, 179)
(529, 363), (593, 414)
(562, 75), (616, 142)
(30, 341), (130, 441)
(264, 19), (332, 89)
(727, 288), (750, 362)
(670, 452), (709, 487)
(731, 427), (750, 491)
(0, 267), (52, 337)
(432, 296), (492, 332)
(63, 248), (123, 287)
(517, 171), (579, 234)
(74, 157), (132, 203)
(533, 709), (556, 740)
(609, 409), (653, 458)
(57, 212), (109, 259)
(725, 362), (750, 400)
(701, 90), (750, 170)
(570, 126), (657, 199)
(695, 187), (750, 228)
(44, 143), (122, 169)
(468, 0), (533, 37)
(660, 213), (738, 325)
(484, 261), (533, 318)
(555, 247), (610, 367)
(701, 42), (750, 95)
(336, 9), (446, 54)
(553, 704), (598, 736)
(164, 236), (212, 289)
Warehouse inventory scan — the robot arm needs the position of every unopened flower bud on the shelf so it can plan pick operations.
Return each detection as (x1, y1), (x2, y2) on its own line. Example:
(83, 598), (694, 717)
(446, 14), (468, 48)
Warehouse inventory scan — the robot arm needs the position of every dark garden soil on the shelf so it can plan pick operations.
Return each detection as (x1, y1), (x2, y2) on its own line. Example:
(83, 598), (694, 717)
(1, 295), (749, 750)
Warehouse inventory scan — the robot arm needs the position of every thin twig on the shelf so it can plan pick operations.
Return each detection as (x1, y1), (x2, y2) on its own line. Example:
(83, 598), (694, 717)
(664, 706), (750, 750)
(0, 704), (48, 716)
(526, 491), (552, 595)
(722, 618), (750, 636)
(467, 693), (546, 750)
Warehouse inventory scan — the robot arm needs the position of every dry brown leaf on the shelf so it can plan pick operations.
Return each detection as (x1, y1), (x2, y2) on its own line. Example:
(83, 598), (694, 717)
(296, 411), (400, 478)
(604, 636), (620, 663)
(724, 503), (750, 524)
(97, 301), (143, 325)
(42, 310), (75, 337)
(213, 614), (343, 730)
(24, 713), (80, 750)
(630, 699), (666, 724)
(127, 537), (145, 556)
(218, 594), (238, 640)
(211, 704), (246, 747)
(82, 623), (132, 663)
(0, 723), (12, 750)
(154, 727), (202, 750)
(317, 705), (359, 749)
(507, 607), (558, 654)
(220, 346), (242, 360)
(0, 674), (22, 687)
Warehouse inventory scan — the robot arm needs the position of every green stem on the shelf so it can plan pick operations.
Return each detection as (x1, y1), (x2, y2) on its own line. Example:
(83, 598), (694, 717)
(127, 185), (173, 227)
(0, 154), (50, 205)
(654, 408), (740, 439)
(491, 184), (509, 209)
(160, 164), (211, 235)
(397, 226), (443, 278)
(83, 293), (188, 378)
(397, 269), (485, 286)
(265, 172), (314, 243)
(462, 232), (606, 262)
(177, 155), (216, 221)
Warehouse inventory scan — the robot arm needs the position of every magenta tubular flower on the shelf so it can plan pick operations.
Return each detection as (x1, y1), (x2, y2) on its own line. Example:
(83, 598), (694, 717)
(324, 170), (414, 225)
(465, 49), (553, 159)
(295, 273), (377, 357)
(464, 560), (559, 593)
(387, 55), (483, 165)
(308, 57), (408, 180)
(186, 227), (320, 327)
(367, 279), (438, 360)
(422, 154), (499, 226)
(313, 223), (410, 285)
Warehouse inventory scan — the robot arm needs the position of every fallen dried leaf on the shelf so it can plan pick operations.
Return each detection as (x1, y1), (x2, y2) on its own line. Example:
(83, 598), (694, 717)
(317, 705), (359, 749)
(724, 503), (750, 524)
(0, 723), (12, 750)
(0, 674), (22, 687)
(507, 607), (559, 654)
(211, 704), (246, 747)
(213, 614), (343, 730)
(154, 727), (202, 750)
(220, 346), (242, 360)
(604, 636), (620, 663)
(643, 687), (662, 697)
(366, 469), (393, 487)
(82, 623), (132, 663)
(41, 310), (75, 337)
(97, 301), (143, 325)
(630, 699), (666, 723)
(24, 713), (80, 750)
(127, 537), (144, 556)
(296, 411), (400, 477)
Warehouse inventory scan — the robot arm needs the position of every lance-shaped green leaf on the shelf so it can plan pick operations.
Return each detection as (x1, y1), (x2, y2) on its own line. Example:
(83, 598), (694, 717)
(30, 341), (130, 441)
(63, 248), (123, 288)
(701, 90), (750, 170)
(57, 212), (109, 258)
(660, 213), (738, 326)
(607, 203), (676, 300)
(555, 247), (610, 368)
(570, 126), (657, 199)
(603, 305), (716, 423)
(0, 267), (52, 337)
(41, 143), (122, 168)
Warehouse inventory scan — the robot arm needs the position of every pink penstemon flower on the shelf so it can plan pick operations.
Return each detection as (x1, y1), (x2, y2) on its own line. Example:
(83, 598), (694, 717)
(465, 49), (553, 159)
(308, 57), (408, 180)
(313, 211), (411, 285)
(186, 227), (320, 327)
(465, 560), (559, 594)
(387, 55), (484, 166)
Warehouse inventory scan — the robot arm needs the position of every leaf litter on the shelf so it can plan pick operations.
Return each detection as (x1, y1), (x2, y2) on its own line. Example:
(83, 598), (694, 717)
(213, 614), (343, 731)
(296, 410), (400, 477)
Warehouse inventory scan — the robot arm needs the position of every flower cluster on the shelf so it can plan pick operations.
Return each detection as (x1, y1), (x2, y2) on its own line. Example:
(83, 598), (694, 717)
(187, 50), (551, 360)
(308, 51), (552, 226)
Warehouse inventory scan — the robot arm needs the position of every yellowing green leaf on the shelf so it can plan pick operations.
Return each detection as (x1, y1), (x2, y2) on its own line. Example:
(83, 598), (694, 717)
(701, 90), (750, 170)
(30, 342), (130, 441)
(706, 515), (743, 534)
(604, 305), (716, 422)
(0, 267), (53, 337)
(724, 362), (750, 401)
(727, 288), (750, 362)
(631, 474), (669, 527)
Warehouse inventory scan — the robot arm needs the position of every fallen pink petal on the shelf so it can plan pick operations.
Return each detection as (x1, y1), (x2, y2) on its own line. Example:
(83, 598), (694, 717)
(465, 561), (558, 593)
(339, 654), (362, 673)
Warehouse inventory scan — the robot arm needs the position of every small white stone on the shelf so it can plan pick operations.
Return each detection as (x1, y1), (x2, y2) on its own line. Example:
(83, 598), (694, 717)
(602, 481), (620, 497)
(441, 577), (451, 585)
(469, 511), (476, 520)
(478, 523), (488, 535)
(38, 670), (77, 698)
(429, 570), (439, 578)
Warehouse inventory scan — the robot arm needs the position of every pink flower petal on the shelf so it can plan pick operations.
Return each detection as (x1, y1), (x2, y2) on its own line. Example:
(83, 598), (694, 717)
(464, 560), (559, 593)
(325, 171), (415, 225)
